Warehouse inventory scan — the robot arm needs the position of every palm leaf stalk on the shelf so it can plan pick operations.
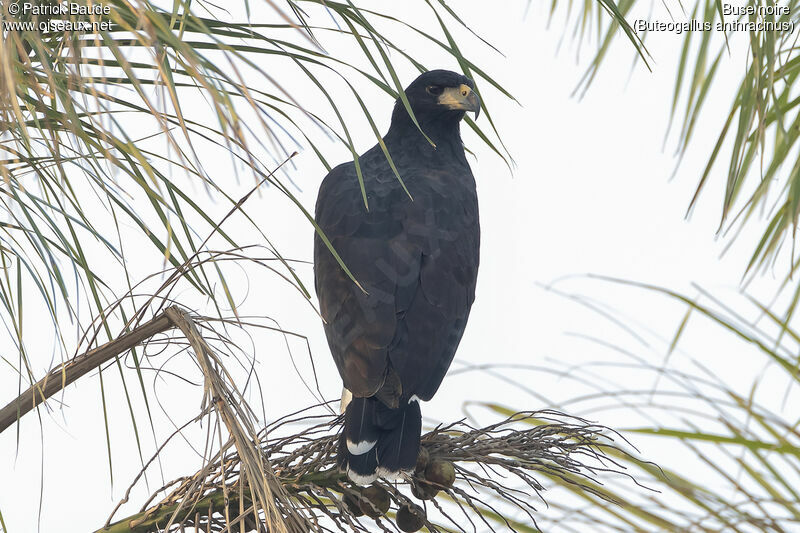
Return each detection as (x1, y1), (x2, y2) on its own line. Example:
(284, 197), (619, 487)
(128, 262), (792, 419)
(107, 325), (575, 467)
(98, 401), (644, 533)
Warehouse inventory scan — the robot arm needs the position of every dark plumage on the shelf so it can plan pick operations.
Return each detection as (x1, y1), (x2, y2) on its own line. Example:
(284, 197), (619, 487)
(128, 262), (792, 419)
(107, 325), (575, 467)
(314, 70), (481, 484)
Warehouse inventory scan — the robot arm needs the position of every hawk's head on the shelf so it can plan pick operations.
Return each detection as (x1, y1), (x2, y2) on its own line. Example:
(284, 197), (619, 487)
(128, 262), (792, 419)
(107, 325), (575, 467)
(397, 69), (481, 123)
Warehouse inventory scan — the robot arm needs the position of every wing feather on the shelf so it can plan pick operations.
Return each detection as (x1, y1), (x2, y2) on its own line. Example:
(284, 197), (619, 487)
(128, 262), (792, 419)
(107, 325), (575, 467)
(314, 156), (478, 401)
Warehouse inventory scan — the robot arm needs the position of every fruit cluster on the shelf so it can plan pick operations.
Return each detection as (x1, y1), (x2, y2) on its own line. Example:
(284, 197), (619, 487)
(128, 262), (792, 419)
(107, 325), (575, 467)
(339, 447), (457, 531)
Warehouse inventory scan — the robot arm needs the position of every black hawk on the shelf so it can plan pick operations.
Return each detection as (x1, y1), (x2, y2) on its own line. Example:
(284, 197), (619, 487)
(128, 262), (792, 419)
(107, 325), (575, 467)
(314, 70), (481, 484)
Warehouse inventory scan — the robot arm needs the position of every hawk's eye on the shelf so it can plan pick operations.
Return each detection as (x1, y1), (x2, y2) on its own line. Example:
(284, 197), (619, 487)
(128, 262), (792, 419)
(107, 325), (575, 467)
(426, 85), (444, 96)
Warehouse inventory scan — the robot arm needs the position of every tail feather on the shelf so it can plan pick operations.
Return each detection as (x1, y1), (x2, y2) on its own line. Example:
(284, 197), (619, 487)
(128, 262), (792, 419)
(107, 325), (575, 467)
(376, 400), (421, 474)
(339, 397), (421, 485)
(344, 396), (379, 454)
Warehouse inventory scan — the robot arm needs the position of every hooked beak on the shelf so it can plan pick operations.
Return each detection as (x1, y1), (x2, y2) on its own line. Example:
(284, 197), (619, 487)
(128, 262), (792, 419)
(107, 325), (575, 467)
(439, 84), (481, 120)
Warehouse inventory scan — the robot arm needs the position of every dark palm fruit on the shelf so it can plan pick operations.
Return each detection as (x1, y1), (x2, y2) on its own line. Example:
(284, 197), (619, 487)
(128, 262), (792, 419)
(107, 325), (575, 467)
(414, 446), (430, 474)
(359, 485), (391, 518)
(342, 491), (364, 517)
(424, 460), (456, 488)
(396, 503), (426, 532)
(410, 478), (439, 500)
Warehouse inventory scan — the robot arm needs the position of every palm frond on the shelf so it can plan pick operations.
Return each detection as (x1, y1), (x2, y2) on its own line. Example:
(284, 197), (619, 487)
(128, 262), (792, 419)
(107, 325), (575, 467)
(0, 0), (511, 452)
(481, 278), (800, 531)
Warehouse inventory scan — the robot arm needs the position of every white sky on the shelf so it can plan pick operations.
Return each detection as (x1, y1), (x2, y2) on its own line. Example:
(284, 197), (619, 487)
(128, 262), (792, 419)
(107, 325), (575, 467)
(1, 1), (795, 531)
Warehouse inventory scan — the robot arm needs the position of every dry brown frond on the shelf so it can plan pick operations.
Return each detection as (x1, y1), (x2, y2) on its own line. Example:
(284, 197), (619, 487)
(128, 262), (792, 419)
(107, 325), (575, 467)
(100, 405), (645, 532)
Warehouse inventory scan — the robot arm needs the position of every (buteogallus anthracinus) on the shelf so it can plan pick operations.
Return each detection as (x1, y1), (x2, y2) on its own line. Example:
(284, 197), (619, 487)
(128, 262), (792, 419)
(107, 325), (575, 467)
(314, 69), (481, 484)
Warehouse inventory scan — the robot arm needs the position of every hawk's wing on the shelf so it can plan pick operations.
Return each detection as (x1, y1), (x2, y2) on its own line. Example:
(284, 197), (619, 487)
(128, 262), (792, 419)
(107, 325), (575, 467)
(314, 159), (479, 400)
